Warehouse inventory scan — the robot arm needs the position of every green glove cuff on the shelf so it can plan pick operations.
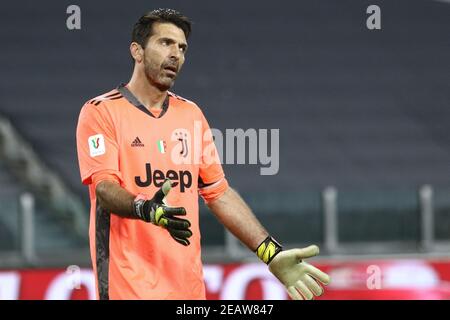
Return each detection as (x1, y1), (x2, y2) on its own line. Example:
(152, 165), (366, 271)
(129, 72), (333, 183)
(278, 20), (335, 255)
(255, 236), (283, 264)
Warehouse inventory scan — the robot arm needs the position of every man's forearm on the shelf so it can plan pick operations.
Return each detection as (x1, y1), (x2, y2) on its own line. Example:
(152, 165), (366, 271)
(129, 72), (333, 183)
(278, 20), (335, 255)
(207, 187), (269, 251)
(96, 180), (137, 219)
(208, 186), (331, 300)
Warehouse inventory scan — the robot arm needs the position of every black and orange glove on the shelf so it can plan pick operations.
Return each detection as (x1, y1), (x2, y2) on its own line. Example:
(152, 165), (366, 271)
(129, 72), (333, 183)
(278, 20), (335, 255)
(133, 179), (192, 246)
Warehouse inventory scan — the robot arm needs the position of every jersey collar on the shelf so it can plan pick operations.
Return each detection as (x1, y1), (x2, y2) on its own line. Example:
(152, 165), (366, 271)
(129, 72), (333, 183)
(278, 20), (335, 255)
(117, 83), (169, 119)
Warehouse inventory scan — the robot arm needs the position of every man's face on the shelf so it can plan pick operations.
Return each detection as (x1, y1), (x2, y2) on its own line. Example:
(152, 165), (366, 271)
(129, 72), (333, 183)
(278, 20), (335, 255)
(141, 22), (188, 91)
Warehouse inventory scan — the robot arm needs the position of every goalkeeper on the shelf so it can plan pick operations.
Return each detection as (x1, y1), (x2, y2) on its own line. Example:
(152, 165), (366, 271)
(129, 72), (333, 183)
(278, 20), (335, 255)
(76, 8), (330, 300)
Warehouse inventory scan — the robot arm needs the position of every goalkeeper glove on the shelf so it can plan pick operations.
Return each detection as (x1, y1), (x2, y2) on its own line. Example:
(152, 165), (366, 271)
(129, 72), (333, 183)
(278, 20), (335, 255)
(256, 236), (330, 300)
(133, 179), (192, 246)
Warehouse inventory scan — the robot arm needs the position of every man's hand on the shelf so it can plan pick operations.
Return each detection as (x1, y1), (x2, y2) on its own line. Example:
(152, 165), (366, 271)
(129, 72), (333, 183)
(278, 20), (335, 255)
(268, 245), (331, 300)
(133, 179), (193, 246)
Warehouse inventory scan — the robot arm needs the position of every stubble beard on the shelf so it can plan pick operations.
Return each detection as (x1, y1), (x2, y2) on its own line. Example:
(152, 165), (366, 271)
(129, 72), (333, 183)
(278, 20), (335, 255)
(144, 58), (175, 92)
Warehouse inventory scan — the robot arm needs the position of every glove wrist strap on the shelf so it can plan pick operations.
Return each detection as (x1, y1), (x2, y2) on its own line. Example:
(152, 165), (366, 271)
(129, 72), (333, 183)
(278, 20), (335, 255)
(133, 194), (151, 221)
(255, 236), (283, 264)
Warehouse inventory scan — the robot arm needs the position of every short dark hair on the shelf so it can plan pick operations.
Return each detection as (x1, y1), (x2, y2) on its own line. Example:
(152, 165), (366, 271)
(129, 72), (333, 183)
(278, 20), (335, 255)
(132, 8), (192, 48)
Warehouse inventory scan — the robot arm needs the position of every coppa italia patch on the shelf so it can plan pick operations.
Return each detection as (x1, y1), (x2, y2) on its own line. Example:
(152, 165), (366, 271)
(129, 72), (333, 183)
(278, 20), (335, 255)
(88, 134), (105, 157)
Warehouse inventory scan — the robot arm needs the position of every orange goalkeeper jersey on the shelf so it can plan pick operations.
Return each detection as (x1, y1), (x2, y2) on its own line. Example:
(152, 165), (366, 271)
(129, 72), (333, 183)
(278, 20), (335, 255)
(76, 84), (228, 300)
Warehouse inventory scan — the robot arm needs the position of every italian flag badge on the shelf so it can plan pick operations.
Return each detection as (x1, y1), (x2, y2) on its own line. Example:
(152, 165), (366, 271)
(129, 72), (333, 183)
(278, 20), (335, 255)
(157, 140), (166, 154)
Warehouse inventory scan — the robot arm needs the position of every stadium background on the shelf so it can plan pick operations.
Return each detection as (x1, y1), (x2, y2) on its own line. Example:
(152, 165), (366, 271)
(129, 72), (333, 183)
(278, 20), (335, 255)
(0, 0), (449, 299)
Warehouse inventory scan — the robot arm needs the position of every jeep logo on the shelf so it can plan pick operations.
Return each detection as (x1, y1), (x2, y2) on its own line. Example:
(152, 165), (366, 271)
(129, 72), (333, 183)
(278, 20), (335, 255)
(135, 163), (192, 192)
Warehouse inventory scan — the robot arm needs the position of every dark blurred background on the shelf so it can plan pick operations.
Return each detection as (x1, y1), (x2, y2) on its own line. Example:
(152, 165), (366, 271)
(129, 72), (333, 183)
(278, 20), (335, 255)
(0, 0), (449, 268)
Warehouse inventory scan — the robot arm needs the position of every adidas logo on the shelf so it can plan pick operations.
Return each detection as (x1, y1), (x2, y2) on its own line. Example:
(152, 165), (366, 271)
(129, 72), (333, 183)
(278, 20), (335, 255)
(131, 137), (144, 147)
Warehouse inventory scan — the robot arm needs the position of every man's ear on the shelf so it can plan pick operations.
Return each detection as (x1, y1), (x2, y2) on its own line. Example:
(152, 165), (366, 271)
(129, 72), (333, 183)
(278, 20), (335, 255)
(130, 42), (143, 63)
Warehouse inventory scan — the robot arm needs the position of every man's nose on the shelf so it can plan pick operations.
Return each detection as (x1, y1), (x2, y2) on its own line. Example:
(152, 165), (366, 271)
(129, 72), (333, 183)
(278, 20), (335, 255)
(169, 46), (181, 60)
